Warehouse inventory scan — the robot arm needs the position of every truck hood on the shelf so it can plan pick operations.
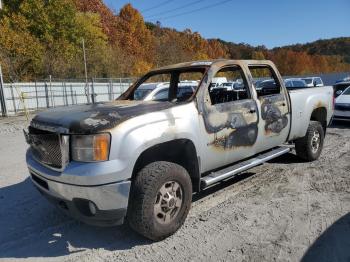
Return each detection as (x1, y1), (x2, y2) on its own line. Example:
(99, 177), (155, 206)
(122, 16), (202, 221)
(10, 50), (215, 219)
(30, 100), (174, 134)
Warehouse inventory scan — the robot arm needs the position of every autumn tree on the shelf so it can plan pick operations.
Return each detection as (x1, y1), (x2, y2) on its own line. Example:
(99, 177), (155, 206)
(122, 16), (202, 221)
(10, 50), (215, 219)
(116, 4), (154, 75)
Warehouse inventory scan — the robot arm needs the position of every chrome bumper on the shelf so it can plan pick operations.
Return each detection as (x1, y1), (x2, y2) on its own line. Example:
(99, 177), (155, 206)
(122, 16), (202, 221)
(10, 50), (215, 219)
(26, 150), (131, 226)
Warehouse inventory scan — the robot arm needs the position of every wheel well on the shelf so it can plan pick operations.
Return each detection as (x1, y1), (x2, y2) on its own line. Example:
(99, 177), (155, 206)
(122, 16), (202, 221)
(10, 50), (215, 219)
(132, 139), (201, 192)
(310, 107), (327, 133)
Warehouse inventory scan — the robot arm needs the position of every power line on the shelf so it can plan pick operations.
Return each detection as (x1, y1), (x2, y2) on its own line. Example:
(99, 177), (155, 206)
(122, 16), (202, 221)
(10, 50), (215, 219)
(145, 0), (204, 19)
(141, 0), (175, 13)
(148, 0), (233, 21)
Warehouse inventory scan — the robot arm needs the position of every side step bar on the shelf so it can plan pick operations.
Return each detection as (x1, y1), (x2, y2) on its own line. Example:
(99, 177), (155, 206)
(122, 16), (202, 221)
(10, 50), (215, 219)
(200, 146), (290, 188)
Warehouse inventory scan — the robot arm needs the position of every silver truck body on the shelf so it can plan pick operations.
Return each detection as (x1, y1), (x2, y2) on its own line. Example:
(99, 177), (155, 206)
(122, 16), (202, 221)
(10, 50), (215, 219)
(25, 60), (333, 226)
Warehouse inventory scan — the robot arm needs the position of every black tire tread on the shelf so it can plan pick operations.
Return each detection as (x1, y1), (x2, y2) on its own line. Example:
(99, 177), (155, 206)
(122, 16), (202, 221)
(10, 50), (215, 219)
(295, 121), (324, 161)
(128, 161), (192, 241)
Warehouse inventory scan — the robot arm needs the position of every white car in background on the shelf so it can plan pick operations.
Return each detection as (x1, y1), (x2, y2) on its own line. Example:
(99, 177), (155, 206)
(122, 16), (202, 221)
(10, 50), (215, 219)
(143, 81), (198, 102)
(333, 85), (350, 121)
(133, 82), (169, 100)
(301, 77), (324, 87)
(209, 77), (227, 89)
(221, 81), (245, 91)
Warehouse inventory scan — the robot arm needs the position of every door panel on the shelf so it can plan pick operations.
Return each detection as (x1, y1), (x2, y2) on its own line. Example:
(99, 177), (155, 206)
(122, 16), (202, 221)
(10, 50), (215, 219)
(197, 64), (260, 172)
(248, 64), (291, 153)
(198, 98), (259, 172)
(260, 93), (289, 135)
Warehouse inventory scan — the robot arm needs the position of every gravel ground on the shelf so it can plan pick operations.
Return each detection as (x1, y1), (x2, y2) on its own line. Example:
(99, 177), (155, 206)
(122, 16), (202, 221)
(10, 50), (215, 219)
(0, 116), (349, 262)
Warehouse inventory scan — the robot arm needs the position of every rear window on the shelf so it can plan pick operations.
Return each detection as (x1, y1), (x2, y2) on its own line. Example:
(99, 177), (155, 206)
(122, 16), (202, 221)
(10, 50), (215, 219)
(302, 78), (312, 84)
(292, 80), (306, 87)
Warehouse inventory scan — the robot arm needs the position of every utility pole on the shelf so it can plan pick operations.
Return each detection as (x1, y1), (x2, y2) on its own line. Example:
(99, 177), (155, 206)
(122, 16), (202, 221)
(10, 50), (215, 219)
(0, 0), (2, 10)
(82, 38), (90, 103)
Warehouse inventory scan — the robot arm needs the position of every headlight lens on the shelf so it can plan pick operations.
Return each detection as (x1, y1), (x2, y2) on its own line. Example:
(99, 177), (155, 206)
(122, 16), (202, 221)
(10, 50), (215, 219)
(71, 133), (110, 162)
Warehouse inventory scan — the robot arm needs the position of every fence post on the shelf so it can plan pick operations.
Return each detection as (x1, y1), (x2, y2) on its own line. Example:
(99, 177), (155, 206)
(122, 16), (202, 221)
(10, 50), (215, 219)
(63, 82), (68, 106)
(91, 78), (95, 104)
(0, 65), (7, 117)
(70, 84), (74, 105)
(49, 75), (54, 107)
(44, 82), (50, 108)
(10, 84), (16, 114)
(35, 81), (39, 109)
(119, 78), (122, 94)
(108, 79), (112, 101)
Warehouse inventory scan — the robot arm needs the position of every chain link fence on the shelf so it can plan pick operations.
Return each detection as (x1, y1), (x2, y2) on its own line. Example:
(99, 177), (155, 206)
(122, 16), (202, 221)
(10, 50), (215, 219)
(0, 77), (137, 116)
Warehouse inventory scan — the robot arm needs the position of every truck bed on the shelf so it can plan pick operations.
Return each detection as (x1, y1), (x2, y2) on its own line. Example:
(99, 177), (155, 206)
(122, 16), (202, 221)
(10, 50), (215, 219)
(287, 86), (334, 141)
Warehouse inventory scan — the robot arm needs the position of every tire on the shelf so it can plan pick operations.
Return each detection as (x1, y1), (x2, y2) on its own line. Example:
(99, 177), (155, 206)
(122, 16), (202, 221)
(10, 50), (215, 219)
(295, 121), (324, 161)
(128, 161), (192, 241)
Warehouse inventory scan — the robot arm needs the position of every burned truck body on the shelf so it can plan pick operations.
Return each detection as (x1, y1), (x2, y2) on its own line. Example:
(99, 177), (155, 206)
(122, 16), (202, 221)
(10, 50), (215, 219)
(25, 60), (334, 240)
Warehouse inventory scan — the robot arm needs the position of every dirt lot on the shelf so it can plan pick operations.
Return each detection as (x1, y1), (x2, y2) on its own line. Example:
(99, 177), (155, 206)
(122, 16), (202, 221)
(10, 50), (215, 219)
(0, 116), (349, 262)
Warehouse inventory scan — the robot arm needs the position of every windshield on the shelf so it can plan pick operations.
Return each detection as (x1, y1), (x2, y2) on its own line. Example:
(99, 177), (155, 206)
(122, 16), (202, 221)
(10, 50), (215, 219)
(302, 78), (312, 84)
(125, 68), (206, 102)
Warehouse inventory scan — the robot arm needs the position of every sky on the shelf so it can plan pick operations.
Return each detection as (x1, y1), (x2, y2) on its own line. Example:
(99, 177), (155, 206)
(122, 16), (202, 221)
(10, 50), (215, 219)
(103, 0), (350, 48)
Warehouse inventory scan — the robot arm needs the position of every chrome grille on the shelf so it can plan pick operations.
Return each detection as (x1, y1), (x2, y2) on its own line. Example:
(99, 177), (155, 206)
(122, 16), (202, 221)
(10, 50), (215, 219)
(24, 127), (69, 169)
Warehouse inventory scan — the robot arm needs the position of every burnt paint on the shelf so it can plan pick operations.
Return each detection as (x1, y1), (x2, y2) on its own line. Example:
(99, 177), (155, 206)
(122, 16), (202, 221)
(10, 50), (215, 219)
(260, 94), (288, 134)
(30, 100), (175, 134)
(200, 97), (259, 149)
(210, 123), (259, 149)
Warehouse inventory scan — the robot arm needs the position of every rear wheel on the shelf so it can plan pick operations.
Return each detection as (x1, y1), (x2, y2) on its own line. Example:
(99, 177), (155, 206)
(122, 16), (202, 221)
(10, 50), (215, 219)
(128, 161), (192, 241)
(295, 121), (324, 161)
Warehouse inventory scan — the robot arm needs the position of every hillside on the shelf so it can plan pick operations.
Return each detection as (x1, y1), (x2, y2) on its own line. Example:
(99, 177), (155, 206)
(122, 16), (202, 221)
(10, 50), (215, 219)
(275, 37), (350, 63)
(0, 0), (349, 81)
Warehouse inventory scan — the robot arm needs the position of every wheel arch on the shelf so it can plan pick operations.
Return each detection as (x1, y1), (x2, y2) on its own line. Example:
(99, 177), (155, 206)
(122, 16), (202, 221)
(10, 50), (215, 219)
(310, 107), (327, 134)
(131, 139), (201, 192)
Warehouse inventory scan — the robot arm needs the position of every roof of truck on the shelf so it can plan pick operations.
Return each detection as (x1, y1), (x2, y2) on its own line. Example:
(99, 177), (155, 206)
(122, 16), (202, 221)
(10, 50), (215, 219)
(154, 59), (275, 71)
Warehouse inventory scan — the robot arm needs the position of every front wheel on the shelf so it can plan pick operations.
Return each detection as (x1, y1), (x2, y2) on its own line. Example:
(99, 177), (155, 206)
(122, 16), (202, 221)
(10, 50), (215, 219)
(295, 121), (324, 161)
(128, 161), (192, 241)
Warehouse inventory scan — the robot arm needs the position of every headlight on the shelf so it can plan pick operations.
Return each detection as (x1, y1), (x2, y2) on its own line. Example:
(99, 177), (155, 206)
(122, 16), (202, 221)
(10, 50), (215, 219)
(71, 133), (111, 162)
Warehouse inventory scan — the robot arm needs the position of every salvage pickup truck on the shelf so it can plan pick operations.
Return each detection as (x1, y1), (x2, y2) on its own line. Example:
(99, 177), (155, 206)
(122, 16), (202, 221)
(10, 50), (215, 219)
(25, 60), (334, 240)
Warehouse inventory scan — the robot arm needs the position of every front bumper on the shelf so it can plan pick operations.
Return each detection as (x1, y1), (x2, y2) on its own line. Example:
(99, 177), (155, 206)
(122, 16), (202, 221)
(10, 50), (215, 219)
(26, 150), (131, 226)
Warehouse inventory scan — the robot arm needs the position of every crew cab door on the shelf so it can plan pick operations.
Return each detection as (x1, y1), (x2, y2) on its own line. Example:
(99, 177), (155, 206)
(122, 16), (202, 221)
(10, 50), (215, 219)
(197, 65), (260, 172)
(248, 64), (291, 153)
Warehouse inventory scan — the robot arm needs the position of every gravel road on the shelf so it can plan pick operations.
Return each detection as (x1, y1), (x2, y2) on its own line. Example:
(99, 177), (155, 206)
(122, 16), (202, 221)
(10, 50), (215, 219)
(0, 116), (349, 262)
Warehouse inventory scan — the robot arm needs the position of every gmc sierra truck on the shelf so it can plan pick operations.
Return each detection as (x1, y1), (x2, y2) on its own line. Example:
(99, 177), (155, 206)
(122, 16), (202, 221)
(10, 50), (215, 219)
(24, 60), (334, 240)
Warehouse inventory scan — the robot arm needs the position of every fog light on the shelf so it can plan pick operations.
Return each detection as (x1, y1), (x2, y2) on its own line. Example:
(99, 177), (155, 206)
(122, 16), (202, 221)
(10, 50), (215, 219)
(88, 201), (97, 215)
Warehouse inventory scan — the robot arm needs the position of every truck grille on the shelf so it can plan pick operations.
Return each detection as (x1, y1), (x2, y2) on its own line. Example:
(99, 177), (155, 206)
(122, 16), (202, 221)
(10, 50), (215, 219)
(25, 127), (69, 169)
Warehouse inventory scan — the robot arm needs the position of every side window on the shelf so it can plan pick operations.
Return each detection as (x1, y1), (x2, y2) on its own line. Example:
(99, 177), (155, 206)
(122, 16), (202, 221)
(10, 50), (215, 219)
(177, 72), (202, 102)
(209, 66), (250, 105)
(249, 65), (281, 97)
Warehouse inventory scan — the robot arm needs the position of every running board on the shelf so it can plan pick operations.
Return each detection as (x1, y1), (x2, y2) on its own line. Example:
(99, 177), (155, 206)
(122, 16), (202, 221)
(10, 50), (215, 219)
(200, 146), (290, 188)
